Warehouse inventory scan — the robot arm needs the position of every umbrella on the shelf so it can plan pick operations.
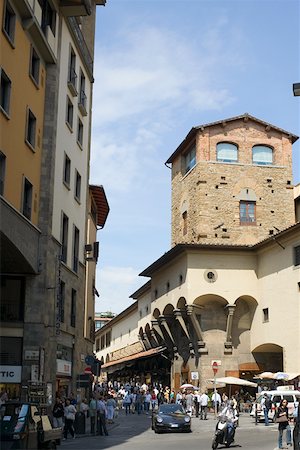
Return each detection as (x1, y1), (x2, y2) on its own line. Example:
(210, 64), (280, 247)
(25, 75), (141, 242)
(180, 383), (195, 389)
(255, 372), (275, 379)
(211, 376), (257, 388)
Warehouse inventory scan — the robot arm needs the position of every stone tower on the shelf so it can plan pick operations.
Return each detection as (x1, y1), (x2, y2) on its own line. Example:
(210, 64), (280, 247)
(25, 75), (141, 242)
(166, 114), (298, 246)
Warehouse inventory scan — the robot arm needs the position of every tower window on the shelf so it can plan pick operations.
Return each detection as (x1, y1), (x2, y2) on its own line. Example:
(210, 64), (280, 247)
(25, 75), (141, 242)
(252, 145), (273, 165)
(240, 201), (256, 225)
(182, 211), (187, 235)
(183, 144), (196, 174)
(216, 142), (238, 163)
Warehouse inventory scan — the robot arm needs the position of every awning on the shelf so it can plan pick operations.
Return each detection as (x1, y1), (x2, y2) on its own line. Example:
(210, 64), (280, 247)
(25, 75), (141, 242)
(101, 346), (166, 369)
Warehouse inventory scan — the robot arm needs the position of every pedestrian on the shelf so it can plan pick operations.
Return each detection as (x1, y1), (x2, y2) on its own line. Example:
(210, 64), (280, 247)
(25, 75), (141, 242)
(222, 392), (229, 408)
(175, 391), (182, 404)
(52, 397), (64, 428)
(135, 390), (142, 415)
(89, 395), (97, 434)
(144, 391), (151, 413)
(123, 391), (132, 415)
(212, 390), (221, 413)
(106, 394), (116, 423)
(194, 391), (200, 417)
(275, 399), (292, 449)
(261, 393), (271, 426)
(63, 398), (76, 440)
(185, 391), (194, 417)
(199, 391), (209, 420)
(157, 390), (165, 406)
(151, 390), (157, 411)
(80, 398), (89, 418)
(97, 396), (108, 436)
(69, 392), (77, 406)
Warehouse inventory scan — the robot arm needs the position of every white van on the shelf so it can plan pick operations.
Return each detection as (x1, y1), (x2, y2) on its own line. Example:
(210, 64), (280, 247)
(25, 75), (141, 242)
(250, 389), (300, 421)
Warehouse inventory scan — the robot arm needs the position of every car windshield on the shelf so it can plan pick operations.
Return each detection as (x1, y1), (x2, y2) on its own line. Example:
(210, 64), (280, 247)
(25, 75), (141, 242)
(158, 404), (184, 414)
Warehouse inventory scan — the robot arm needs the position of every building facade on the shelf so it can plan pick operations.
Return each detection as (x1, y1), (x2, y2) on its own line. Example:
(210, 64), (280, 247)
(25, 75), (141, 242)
(95, 115), (300, 391)
(0, 0), (108, 402)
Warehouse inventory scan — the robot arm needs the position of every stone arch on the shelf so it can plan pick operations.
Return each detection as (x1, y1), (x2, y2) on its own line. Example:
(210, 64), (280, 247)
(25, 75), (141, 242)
(252, 343), (283, 372)
(177, 297), (187, 310)
(153, 308), (161, 320)
(163, 303), (175, 316)
(232, 295), (258, 348)
(193, 294), (228, 332)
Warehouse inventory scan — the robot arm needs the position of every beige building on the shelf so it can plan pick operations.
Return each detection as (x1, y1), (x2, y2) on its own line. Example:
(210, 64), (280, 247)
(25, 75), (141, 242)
(96, 115), (300, 391)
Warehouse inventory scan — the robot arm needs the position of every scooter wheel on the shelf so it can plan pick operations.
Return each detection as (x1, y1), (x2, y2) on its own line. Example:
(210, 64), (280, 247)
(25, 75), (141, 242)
(212, 438), (218, 449)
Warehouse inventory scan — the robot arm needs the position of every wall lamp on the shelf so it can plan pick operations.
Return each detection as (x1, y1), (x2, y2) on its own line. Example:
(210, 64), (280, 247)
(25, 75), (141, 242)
(293, 83), (300, 96)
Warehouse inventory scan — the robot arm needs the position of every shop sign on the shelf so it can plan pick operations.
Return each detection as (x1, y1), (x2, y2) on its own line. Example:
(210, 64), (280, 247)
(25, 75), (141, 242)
(191, 371), (199, 380)
(0, 366), (22, 383)
(56, 359), (72, 376)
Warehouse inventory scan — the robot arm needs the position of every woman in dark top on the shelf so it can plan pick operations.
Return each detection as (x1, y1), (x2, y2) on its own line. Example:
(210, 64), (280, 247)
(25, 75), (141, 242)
(276, 399), (292, 449)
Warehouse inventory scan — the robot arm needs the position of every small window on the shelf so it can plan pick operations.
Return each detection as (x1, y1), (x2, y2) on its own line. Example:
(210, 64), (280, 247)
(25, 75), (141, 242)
(166, 282), (170, 292)
(0, 69), (11, 116)
(70, 289), (76, 327)
(63, 153), (71, 187)
(25, 108), (36, 149)
(262, 308), (269, 322)
(252, 145), (273, 165)
(74, 170), (81, 202)
(22, 178), (33, 220)
(0, 151), (6, 195)
(216, 142), (238, 163)
(68, 47), (77, 95)
(66, 96), (73, 129)
(3, 1), (16, 44)
(77, 118), (83, 147)
(78, 70), (87, 116)
(29, 47), (40, 86)
(240, 201), (256, 225)
(184, 144), (196, 174)
(72, 226), (79, 272)
(294, 245), (300, 267)
(61, 212), (69, 263)
(59, 281), (65, 323)
(182, 211), (187, 235)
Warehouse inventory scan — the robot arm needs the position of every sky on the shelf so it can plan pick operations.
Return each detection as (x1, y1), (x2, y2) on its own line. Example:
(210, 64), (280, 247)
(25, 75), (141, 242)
(90, 0), (300, 314)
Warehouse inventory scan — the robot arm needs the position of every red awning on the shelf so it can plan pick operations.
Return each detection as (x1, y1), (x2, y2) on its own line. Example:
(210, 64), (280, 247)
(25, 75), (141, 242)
(101, 346), (165, 369)
(89, 185), (110, 228)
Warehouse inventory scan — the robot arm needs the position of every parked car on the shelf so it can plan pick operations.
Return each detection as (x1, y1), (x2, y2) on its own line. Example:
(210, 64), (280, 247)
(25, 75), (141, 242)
(151, 403), (191, 433)
(250, 390), (300, 422)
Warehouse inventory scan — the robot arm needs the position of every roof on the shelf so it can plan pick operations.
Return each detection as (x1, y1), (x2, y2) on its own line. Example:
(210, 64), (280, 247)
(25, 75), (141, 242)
(129, 280), (151, 299)
(95, 301), (138, 335)
(139, 222), (300, 277)
(166, 113), (299, 164)
(89, 185), (110, 228)
(101, 346), (165, 368)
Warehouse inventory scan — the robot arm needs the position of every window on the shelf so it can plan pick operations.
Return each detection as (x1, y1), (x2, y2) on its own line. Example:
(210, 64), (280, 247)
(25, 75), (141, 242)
(22, 178), (33, 220)
(61, 213), (69, 263)
(0, 276), (25, 322)
(72, 226), (79, 273)
(3, 1), (16, 44)
(106, 331), (111, 347)
(184, 144), (196, 174)
(70, 289), (76, 327)
(68, 47), (77, 95)
(77, 118), (83, 147)
(263, 308), (269, 322)
(252, 145), (273, 165)
(63, 153), (71, 187)
(240, 201), (256, 225)
(39, 0), (56, 35)
(66, 96), (73, 129)
(26, 109), (36, 149)
(0, 69), (11, 116)
(294, 246), (300, 267)
(100, 335), (105, 350)
(59, 281), (65, 323)
(29, 47), (40, 86)
(182, 211), (188, 235)
(74, 170), (81, 202)
(78, 70), (87, 116)
(216, 142), (238, 163)
(0, 152), (6, 195)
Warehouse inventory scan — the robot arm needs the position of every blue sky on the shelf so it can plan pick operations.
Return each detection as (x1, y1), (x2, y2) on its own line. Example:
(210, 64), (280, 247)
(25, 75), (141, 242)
(90, 0), (300, 314)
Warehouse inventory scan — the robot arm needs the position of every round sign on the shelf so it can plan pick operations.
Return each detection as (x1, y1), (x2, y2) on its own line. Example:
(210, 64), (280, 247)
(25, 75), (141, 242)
(85, 355), (95, 365)
(84, 367), (92, 374)
(212, 361), (218, 375)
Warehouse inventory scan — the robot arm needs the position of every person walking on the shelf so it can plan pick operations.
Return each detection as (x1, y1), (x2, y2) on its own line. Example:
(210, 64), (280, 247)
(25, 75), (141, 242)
(275, 399), (292, 449)
(185, 391), (194, 417)
(106, 394), (116, 423)
(97, 396), (108, 436)
(151, 390), (157, 411)
(135, 390), (143, 415)
(261, 393), (271, 426)
(194, 391), (200, 418)
(89, 395), (97, 434)
(212, 390), (222, 413)
(63, 398), (76, 440)
(52, 397), (64, 428)
(123, 391), (132, 415)
(144, 391), (151, 414)
(199, 391), (209, 420)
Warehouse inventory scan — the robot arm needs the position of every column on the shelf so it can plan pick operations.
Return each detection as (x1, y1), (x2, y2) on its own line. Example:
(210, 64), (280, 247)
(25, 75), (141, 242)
(224, 304), (236, 353)
(186, 305), (206, 350)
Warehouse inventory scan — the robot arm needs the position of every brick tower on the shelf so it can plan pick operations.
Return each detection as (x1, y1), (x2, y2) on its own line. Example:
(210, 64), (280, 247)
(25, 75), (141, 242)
(166, 114), (298, 246)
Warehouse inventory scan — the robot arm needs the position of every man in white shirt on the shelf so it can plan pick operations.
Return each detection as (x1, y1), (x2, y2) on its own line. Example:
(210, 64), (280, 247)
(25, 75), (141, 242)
(199, 392), (209, 420)
(212, 390), (222, 413)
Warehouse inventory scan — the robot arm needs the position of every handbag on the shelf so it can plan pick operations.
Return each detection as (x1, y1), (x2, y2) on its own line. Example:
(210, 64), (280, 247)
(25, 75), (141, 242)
(275, 415), (288, 423)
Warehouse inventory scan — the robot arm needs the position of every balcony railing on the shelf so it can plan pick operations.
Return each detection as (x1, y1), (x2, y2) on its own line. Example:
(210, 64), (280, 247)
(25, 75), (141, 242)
(68, 68), (78, 96)
(67, 17), (93, 79)
(78, 90), (87, 116)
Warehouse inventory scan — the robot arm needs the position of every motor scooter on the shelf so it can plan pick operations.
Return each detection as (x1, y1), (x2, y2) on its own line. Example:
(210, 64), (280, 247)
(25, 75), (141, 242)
(212, 414), (236, 449)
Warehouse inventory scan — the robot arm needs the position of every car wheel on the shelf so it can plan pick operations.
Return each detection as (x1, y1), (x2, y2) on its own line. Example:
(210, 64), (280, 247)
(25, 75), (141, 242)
(154, 428), (161, 434)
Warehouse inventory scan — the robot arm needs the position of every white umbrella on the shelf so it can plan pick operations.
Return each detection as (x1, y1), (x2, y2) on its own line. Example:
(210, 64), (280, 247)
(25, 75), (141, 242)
(213, 376), (257, 387)
(180, 383), (195, 389)
(255, 372), (275, 379)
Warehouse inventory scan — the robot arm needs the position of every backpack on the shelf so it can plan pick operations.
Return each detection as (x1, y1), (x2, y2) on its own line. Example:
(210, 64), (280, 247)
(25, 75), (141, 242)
(265, 398), (272, 410)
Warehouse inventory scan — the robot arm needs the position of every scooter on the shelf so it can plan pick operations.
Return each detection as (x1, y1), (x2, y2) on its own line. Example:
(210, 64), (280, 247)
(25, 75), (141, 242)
(212, 414), (236, 449)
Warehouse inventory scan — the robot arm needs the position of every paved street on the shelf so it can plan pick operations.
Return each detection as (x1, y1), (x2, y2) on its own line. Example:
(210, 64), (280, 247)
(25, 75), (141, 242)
(61, 410), (287, 450)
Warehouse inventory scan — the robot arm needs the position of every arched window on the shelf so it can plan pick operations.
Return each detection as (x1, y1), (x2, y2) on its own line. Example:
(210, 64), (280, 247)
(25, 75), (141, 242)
(252, 145), (273, 165)
(216, 142), (238, 163)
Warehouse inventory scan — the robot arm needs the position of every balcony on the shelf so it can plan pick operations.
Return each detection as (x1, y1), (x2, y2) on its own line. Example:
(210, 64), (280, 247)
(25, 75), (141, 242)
(78, 90), (87, 116)
(60, 0), (92, 17)
(68, 68), (78, 96)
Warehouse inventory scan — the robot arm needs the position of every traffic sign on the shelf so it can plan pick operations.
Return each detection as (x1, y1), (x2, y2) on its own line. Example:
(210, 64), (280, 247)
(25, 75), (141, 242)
(85, 355), (95, 365)
(84, 367), (92, 374)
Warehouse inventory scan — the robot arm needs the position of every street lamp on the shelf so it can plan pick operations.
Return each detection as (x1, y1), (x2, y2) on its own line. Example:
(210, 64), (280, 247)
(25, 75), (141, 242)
(293, 83), (300, 96)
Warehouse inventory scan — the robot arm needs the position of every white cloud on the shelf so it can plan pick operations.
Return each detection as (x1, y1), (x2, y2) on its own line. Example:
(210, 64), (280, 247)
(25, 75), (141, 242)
(95, 265), (142, 314)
